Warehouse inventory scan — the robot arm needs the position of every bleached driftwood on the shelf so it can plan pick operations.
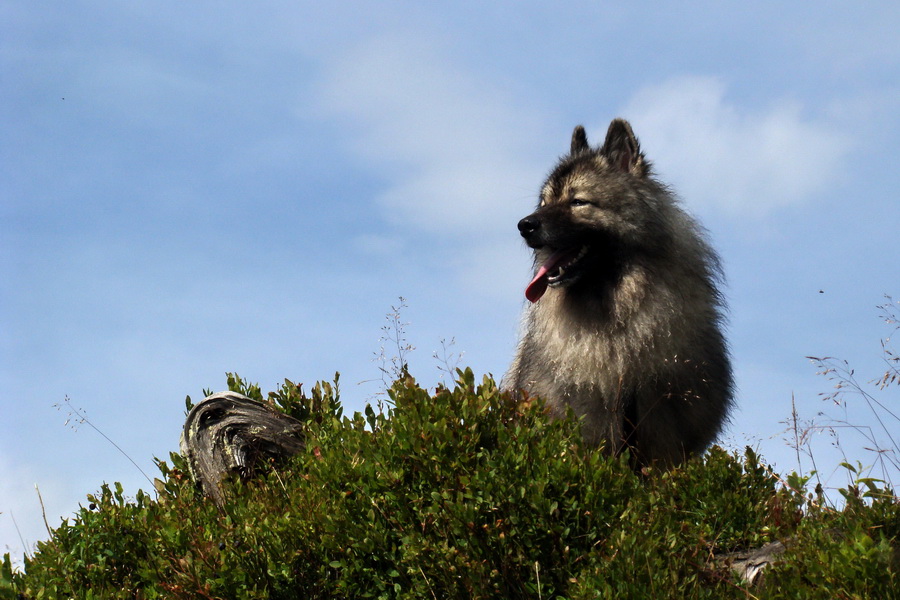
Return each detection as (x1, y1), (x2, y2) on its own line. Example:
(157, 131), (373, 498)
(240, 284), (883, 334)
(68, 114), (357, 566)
(180, 391), (306, 505)
(719, 540), (786, 586)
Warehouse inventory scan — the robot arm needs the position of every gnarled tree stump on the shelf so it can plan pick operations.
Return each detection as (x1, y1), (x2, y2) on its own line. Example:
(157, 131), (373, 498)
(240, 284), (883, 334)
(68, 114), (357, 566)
(719, 540), (786, 586)
(180, 391), (306, 505)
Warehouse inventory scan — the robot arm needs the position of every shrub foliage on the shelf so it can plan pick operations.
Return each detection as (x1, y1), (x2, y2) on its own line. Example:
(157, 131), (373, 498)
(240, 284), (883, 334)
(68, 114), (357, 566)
(2, 369), (898, 598)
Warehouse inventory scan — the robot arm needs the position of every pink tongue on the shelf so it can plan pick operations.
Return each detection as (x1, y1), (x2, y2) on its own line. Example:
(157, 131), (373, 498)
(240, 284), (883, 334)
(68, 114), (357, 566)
(525, 265), (551, 303)
(525, 248), (578, 303)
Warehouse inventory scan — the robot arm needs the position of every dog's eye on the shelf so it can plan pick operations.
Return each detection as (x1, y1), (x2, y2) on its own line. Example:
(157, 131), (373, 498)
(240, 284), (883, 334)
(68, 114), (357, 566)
(570, 198), (591, 207)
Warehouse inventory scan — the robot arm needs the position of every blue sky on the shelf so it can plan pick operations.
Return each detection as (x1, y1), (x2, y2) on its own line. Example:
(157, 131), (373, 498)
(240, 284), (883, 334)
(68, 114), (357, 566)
(3, 2), (899, 558)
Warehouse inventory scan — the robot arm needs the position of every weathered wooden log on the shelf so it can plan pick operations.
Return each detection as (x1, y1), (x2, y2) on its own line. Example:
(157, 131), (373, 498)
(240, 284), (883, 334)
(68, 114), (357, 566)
(718, 540), (786, 586)
(180, 391), (306, 505)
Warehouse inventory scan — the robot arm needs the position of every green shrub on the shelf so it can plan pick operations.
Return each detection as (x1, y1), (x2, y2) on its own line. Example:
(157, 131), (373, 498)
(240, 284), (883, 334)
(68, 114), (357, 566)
(3, 369), (898, 598)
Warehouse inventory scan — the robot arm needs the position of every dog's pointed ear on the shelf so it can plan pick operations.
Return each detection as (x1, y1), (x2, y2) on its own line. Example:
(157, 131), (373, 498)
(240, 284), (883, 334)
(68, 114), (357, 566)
(601, 119), (645, 175)
(570, 125), (589, 154)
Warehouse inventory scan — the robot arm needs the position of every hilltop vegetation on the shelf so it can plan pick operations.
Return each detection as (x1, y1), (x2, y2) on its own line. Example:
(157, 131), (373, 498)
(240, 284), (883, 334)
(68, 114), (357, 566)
(2, 369), (898, 599)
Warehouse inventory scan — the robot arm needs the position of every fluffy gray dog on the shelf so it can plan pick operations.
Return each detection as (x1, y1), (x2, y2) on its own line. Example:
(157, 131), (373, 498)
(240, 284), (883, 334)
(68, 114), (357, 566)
(504, 119), (733, 467)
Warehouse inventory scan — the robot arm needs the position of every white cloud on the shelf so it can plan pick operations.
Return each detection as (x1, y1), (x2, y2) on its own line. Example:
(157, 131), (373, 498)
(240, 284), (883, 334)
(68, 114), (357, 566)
(620, 75), (848, 215)
(315, 34), (548, 235)
(313, 34), (557, 306)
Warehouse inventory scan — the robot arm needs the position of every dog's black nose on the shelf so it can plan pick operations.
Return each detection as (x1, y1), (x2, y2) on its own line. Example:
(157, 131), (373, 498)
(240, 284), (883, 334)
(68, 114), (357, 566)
(518, 215), (540, 238)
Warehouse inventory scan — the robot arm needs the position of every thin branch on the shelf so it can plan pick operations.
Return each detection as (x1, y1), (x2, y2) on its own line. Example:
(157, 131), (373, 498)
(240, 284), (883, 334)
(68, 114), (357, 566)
(57, 397), (155, 488)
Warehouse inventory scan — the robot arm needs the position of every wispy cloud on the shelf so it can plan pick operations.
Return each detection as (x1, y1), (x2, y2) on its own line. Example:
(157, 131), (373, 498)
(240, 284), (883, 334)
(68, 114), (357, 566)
(314, 34), (553, 301)
(315, 34), (549, 236)
(620, 75), (847, 215)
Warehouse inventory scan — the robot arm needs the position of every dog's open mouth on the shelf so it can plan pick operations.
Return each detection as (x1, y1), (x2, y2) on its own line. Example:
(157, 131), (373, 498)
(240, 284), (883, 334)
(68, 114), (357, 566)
(525, 246), (588, 302)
